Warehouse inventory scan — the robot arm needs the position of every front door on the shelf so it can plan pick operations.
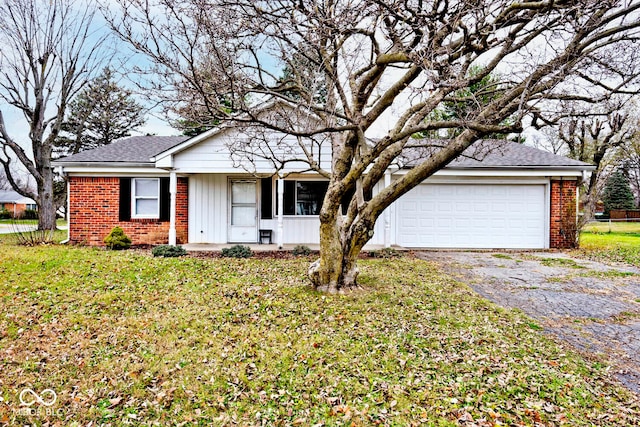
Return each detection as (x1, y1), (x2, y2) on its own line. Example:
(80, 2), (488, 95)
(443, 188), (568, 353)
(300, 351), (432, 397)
(229, 179), (257, 242)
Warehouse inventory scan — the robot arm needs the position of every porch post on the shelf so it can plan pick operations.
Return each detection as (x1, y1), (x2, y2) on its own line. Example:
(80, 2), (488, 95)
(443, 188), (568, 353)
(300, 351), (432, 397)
(384, 172), (391, 248)
(168, 171), (177, 246)
(277, 177), (284, 249)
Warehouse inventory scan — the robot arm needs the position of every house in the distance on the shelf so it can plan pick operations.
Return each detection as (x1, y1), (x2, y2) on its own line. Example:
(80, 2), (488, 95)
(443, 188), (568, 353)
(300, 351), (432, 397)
(53, 128), (593, 249)
(0, 190), (37, 218)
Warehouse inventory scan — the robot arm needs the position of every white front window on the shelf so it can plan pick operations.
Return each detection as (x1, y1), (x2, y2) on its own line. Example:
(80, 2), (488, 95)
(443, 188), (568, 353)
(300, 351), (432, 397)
(132, 178), (160, 218)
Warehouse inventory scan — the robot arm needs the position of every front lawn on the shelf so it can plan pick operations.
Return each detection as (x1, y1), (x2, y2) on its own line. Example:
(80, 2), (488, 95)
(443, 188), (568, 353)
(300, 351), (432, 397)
(579, 222), (640, 267)
(1, 243), (638, 425)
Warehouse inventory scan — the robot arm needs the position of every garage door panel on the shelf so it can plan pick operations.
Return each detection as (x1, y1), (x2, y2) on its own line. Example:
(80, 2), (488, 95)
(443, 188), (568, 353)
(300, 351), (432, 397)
(397, 184), (546, 249)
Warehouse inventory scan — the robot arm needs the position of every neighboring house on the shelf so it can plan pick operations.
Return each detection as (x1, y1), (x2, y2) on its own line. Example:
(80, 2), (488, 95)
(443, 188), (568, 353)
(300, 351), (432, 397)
(53, 130), (594, 249)
(0, 190), (37, 218)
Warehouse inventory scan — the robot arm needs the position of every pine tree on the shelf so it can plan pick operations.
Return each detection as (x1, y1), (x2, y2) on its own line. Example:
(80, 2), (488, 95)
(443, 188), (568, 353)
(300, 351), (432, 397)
(602, 171), (635, 214)
(55, 67), (146, 156)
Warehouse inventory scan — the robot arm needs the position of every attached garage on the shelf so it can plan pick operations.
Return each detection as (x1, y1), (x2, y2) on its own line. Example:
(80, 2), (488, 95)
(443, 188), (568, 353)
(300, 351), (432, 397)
(396, 183), (547, 249)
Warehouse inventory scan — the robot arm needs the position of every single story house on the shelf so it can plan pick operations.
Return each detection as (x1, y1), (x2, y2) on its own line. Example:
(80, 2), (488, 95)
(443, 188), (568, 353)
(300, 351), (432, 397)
(0, 190), (37, 218)
(53, 128), (593, 249)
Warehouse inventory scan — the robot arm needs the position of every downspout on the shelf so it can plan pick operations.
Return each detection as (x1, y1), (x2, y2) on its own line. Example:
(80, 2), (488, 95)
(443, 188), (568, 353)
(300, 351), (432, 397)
(559, 177), (564, 241)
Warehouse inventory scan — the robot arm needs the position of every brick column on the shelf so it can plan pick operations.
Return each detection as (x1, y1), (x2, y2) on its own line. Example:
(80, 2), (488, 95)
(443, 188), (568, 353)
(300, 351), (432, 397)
(549, 179), (578, 249)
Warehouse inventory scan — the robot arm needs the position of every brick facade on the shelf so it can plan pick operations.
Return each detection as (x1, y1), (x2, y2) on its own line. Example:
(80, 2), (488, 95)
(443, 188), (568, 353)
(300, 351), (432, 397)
(0, 203), (28, 218)
(69, 176), (188, 246)
(549, 179), (578, 249)
(70, 176), (579, 249)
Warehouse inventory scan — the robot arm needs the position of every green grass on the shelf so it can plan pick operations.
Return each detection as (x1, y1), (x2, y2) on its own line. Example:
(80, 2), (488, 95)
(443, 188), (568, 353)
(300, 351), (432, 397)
(578, 225), (640, 267)
(0, 218), (67, 226)
(538, 257), (585, 269)
(583, 221), (640, 234)
(1, 243), (639, 425)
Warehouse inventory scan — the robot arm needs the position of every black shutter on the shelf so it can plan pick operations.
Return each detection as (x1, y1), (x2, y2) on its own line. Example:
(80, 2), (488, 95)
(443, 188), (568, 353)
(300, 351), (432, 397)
(260, 177), (273, 219)
(119, 178), (131, 221)
(159, 177), (170, 221)
(283, 181), (295, 215)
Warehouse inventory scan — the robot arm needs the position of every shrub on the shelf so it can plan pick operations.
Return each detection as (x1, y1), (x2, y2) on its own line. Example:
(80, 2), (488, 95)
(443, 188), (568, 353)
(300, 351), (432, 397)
(292, 245), (312, 256)
(104, 226), (132, 250)
(221, 244), (253, 258)
(369, 247), (403, 259)
(20, 209), (38, 220)
(152, 244), (187, 257)
(0, 209), (11, 219)
(12, 224), (54, 246)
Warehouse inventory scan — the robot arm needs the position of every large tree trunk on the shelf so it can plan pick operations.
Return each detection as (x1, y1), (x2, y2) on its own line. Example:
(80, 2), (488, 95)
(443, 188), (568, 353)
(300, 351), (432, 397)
(308, 221), (361, 293)
(308, 190), (373, 292)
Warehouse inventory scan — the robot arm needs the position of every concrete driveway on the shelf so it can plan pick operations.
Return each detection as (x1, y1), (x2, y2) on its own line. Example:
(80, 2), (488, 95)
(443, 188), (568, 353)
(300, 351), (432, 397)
(417, 251), (640, 393)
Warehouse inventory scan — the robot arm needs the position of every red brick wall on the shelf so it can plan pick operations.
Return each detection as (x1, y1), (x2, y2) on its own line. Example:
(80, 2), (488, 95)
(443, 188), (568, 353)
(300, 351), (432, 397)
(550, 179), (578, 249)
(69, 176), (188, 246)
(0, 203), (27, 218)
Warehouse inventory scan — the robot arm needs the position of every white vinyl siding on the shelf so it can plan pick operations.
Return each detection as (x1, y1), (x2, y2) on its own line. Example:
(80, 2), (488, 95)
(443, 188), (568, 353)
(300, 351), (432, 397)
(189, 174), (228, 243)
(172, 131), (332, 174)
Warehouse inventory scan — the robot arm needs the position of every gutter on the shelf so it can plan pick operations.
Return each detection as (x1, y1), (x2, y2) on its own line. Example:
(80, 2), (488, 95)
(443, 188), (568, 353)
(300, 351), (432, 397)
(51, 161), (154, 168)
(433, 165), (597, 171)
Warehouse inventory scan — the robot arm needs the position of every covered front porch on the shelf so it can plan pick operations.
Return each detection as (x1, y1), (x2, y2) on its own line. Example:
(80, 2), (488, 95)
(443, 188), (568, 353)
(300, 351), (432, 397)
(166, 173), (390, 248)
(182, 243), (393, 252)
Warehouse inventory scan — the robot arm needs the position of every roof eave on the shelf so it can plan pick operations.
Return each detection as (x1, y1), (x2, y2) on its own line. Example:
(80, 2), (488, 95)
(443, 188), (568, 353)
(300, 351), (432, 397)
(53, 161), (154, 168)
(443, 165), (596, 171)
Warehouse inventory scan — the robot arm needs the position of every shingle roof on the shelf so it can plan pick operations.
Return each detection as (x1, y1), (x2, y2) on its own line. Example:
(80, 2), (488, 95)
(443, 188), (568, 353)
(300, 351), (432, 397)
(0, 190), (34, 203)
(402, 139), (592, 169)
(54, 135), (189, 164)
(54, 135), (593, 170)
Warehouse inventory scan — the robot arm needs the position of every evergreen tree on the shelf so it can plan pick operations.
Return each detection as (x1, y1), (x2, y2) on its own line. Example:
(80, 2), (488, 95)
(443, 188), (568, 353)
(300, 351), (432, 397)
(55, 67), (146, 156)
(419, 67), (512, 140)
(602, 171), (635, 214)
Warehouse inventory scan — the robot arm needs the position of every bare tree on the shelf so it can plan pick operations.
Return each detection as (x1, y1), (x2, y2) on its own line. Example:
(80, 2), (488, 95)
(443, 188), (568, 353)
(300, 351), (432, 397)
(540, 99), (635, 220)
(108, 0), (640, 291)
(622, 123), (640, 207)
(0, 167), (10, 190)
(0, 0), (109, 231)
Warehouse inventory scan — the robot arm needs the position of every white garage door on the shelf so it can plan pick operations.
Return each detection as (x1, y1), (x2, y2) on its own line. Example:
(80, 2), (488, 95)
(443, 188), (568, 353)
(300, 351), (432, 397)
(396, 184), (546, 249)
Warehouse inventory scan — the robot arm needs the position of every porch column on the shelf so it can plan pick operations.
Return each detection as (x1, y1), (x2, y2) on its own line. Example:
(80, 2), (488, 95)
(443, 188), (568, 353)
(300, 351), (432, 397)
(277, 177), (284, 249)
(384, 172), (391, 248)
(168, 171), (177, 246)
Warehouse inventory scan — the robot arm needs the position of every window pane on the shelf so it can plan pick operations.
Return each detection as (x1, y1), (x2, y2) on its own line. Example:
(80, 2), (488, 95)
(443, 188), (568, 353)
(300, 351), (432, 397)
(232, 181), (255, 204)
(135, 179), (158, 197)
(136, 199), (158, 216)
(232, 206), (255, 226)
(296, 181), (328, 215)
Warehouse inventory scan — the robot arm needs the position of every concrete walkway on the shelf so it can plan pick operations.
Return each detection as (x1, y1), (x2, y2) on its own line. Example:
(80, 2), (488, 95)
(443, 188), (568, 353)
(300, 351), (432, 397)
(418, 251), (640, 394)
(0, 223), (36, 234)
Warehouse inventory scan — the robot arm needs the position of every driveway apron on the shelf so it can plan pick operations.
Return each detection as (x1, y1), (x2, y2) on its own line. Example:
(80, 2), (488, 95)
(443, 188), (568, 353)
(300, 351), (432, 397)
(417, 251), (640, 394)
